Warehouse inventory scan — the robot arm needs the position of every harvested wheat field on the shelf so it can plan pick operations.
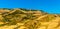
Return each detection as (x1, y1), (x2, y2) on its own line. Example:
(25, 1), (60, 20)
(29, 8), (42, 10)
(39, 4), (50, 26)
(0, 8), (60, 29)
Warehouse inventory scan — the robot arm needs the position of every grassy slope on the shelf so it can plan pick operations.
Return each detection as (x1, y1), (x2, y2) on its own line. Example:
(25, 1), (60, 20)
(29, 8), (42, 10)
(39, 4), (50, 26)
(0, 8), (60, 29)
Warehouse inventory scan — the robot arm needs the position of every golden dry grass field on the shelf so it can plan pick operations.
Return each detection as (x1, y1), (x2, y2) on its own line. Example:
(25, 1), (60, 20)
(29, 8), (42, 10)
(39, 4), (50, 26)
(0, 8), (60, 29)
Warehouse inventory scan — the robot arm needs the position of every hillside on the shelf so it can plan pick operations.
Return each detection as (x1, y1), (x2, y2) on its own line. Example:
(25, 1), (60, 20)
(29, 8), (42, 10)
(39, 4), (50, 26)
(0, 8), (60, 29)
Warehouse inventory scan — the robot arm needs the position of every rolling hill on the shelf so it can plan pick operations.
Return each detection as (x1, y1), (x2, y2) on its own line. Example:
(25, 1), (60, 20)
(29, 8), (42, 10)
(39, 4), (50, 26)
(0, 8), (60, 29)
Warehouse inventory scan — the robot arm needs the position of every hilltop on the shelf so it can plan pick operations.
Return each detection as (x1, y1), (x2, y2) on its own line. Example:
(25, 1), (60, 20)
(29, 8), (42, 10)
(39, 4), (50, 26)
(0, 8), (60, 29)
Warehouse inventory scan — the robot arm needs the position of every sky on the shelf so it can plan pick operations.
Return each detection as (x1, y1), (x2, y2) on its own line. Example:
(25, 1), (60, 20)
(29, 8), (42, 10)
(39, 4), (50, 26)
(0, 0), (60, 14)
